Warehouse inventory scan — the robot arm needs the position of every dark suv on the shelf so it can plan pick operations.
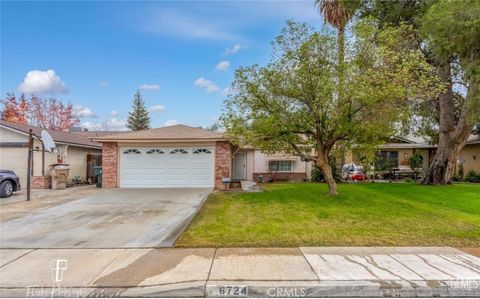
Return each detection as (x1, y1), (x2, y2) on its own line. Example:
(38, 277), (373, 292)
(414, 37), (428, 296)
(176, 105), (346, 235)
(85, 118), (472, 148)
(0, 169), (21, 198)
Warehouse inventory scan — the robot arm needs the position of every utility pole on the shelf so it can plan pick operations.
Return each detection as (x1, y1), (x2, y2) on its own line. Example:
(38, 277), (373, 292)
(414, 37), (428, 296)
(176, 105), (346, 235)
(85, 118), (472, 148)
(27, 129), (33, 201)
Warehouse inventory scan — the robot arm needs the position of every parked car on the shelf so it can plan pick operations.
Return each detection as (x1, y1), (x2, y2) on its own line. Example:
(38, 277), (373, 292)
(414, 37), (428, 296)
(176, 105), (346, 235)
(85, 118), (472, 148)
(0, 169), (21, 198)
(351, 170), (367, 182)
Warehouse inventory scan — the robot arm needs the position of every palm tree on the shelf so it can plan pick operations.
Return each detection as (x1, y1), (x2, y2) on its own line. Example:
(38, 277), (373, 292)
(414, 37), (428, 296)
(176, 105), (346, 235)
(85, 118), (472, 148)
(315, 0), (353, 66)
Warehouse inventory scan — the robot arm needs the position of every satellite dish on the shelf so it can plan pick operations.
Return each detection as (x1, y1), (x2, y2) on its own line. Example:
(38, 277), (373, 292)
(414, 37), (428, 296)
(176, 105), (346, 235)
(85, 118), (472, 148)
(41, 130), (57, 152)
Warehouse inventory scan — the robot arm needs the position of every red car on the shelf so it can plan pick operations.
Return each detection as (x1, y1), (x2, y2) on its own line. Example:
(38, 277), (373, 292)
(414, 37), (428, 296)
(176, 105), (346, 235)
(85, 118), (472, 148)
(351, 170), (367, 182)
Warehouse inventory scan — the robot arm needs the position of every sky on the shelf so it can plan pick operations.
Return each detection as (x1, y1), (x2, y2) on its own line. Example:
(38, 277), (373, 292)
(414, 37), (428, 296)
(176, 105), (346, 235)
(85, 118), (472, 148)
(1, 0), (323, 131)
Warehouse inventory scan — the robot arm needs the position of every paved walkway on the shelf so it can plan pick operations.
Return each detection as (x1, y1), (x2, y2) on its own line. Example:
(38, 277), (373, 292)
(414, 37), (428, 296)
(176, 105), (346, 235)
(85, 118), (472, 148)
(1, 247), (479, 297)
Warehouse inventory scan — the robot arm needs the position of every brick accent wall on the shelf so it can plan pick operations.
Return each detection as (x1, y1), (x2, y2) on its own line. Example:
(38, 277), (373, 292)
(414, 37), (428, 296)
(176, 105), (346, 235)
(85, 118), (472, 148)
(102, 142), (118, 188)
(215, 141), (232, 189)
(31, 176), (51, 189)
(253, 172), (307, 182)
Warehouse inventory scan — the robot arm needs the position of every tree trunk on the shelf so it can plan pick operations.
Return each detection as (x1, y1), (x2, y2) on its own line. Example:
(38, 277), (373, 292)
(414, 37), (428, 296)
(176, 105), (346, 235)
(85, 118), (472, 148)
(337, 26), (345, 102)
(317, 153), (338, 196)
(422, 62), (476, 184)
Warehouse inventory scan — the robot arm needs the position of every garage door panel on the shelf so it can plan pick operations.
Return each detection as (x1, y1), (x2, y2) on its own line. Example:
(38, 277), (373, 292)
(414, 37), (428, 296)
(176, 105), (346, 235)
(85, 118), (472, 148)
(120, 146), (214, 188)
(143, 168), (167, 174)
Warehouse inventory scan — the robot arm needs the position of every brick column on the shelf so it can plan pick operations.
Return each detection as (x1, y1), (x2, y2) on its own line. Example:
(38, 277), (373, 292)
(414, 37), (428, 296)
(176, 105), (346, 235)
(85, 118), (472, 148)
(102, 142), (118, 188)
(215, 141), (232, 189)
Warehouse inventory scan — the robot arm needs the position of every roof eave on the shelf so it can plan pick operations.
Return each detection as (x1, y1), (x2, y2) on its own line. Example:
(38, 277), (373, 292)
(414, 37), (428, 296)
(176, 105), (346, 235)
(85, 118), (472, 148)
(92, 138), (228, 143)
(1, 123), (101, 149)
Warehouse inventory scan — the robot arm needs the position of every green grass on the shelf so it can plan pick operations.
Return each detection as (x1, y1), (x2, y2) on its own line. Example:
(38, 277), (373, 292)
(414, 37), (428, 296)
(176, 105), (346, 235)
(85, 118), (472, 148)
(176, 183), (480, 247)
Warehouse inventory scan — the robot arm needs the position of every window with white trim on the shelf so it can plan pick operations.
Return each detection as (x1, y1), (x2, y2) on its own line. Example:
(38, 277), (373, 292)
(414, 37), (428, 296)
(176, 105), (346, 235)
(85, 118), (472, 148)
(170, 148), (188, 154)
(268, 161), (293, 172)
(146, 149), (164, 154)
(193, 148), (212, 154)
(123, 149), (141, 154)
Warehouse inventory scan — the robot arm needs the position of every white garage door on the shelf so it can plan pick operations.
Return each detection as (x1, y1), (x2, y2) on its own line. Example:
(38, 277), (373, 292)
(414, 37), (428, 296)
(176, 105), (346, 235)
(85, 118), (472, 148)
(120, 147), (214, 188)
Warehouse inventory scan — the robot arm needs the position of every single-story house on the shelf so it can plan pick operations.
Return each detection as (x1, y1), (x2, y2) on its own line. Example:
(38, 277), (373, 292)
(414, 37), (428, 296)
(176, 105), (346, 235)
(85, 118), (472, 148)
(0, 120), (102, 187)
(92, 125), (312, 189)
(346, 135), (480, 177)
(92, 125), (479, 188)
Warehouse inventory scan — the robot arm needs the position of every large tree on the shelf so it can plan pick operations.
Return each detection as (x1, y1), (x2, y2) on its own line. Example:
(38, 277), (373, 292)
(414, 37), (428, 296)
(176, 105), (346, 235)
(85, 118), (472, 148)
(359, 0), (480, 184)
(126, 90), (150, 131)
(223, 21), (439, 195)
(0, 93), (79, 131)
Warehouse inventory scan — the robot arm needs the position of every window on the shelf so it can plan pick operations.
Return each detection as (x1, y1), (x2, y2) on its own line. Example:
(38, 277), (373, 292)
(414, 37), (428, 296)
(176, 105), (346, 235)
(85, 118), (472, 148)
(374, 151), (399, 170)
(193, 148), (212, 154)
(268, 161), (293, 172)
(170, 148), (188, 154)
(146, 149), (164, 154)
(123, 149), (141, 154)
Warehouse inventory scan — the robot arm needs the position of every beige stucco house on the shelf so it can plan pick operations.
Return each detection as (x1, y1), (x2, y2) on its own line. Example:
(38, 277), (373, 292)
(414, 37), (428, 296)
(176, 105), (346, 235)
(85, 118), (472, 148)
(0, 120), (102, 187)
(345, 135), (480, 177)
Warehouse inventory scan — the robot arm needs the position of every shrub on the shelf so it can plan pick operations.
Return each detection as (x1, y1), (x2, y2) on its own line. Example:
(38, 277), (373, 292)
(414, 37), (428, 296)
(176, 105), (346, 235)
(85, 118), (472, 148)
(311, 158), (342, 183)
(464, 170), (480, 183)
(404, 177), (413, 183)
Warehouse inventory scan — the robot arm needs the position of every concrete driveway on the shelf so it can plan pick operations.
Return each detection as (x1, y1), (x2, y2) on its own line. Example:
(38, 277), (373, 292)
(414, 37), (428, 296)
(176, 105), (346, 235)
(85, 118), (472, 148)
(0, 188), (211, 248)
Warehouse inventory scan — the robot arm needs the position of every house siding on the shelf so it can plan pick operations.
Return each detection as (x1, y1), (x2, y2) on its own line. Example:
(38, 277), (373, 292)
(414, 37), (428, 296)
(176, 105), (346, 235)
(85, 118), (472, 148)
(457, 143), (480, 175)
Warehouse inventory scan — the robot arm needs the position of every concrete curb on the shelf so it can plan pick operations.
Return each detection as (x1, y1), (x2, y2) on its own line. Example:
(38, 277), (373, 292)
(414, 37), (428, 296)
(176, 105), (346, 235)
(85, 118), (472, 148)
(1, 247), (480, 297)
(2, 279), (480, 297)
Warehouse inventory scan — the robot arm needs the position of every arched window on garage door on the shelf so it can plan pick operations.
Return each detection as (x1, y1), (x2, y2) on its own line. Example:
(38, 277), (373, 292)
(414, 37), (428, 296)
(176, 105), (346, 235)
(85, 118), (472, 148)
(193, 148), (212, 154)
(146, 149), (164, 154)
(123, 149), (141, 154)
(170, 148), (188, 154)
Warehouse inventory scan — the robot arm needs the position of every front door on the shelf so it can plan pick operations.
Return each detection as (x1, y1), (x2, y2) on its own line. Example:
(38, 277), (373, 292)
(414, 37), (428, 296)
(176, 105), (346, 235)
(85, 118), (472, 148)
(233, 152), (247, 179)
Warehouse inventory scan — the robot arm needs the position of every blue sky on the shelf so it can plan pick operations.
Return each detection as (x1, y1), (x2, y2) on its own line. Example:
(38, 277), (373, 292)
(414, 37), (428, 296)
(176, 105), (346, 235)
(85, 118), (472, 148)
(1, 0), (322, 130)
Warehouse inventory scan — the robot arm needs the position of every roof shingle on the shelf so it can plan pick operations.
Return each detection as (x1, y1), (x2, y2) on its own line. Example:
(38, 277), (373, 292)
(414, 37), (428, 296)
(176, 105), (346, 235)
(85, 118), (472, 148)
(0, 120), (101, 148)
(92, 124), (225, 141)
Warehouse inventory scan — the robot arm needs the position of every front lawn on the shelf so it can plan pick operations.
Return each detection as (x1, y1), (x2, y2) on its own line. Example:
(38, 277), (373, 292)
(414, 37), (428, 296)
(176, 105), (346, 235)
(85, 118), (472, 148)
(176, 183), (480, 247)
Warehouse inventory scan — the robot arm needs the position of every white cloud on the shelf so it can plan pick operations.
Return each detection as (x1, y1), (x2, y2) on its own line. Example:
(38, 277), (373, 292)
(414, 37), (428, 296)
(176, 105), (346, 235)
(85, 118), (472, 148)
(99, 81), (109, 86)
(194, 77), (220, 93)
(18, 69), (68, 94)
(142, 9), (240, 41)
(110, 110), (119, 116)
(81, 118), (127, 131)
(215, 61), (230, 71)
(164, 120), (180, 127)
(224, 44), (246, 55)
(149, 104), (166, 113)
(73, 105), (97, 118)
(139, 83), (160, 90)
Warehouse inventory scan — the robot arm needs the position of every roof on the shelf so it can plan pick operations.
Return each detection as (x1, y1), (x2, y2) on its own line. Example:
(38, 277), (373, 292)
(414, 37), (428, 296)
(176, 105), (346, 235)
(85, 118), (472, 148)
(0, 120), (101, 149)
(92, 124), (226, 142)
(72, 131), (129, 138)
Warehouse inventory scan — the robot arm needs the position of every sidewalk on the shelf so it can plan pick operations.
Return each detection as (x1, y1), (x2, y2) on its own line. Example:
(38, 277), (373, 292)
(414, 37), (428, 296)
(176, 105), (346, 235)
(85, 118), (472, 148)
(1, 247), (479, 297)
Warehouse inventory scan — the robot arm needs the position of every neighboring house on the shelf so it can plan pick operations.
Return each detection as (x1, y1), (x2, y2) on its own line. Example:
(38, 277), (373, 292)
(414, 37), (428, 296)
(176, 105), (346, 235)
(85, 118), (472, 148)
(345, 135), (480, 177)
(0, 120), (102, 187)
(91, 125), (311, 189)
